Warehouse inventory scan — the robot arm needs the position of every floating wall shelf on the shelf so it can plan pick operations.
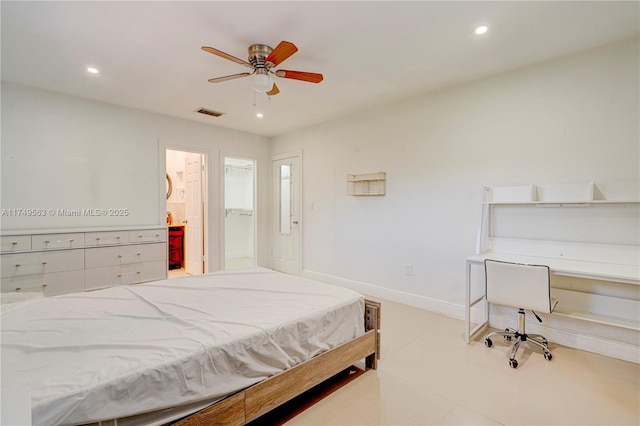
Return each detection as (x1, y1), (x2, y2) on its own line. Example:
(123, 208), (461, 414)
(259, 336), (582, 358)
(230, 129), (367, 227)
(347, 172), (386, 196)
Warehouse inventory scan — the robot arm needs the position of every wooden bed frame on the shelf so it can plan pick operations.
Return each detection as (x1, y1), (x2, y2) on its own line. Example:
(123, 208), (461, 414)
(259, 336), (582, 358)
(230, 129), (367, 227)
(173, 299), (381, 425)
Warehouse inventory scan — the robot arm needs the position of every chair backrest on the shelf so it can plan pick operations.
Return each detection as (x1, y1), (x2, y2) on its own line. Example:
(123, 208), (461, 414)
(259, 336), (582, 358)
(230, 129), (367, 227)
(485, 259), (552, 313)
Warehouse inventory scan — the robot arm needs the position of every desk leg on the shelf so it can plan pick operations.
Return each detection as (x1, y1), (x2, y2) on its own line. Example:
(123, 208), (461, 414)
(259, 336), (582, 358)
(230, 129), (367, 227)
(465, 261), (472, 343)
(465, 260), (489, 344)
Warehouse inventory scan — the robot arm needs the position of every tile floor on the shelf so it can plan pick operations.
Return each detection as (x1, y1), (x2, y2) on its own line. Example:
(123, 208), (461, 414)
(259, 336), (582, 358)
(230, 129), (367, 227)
(167, 258), (253, 279)
(260, 298), (640, 425)
(168, 268), (190, 278)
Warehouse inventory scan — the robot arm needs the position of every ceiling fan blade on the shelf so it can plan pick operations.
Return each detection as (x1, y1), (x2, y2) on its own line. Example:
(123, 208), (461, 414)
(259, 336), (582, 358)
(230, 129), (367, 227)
(275, 70), (323, 83)
(201, 46), (253, 69)
(265, 41), (298, 67)
(266, 83), (280, 96)
(208, 72), (252, 83)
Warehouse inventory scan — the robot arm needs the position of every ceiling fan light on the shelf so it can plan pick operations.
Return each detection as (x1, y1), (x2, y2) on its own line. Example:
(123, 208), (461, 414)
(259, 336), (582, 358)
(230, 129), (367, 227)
(474, 25), (488, 35)
(252, 72), (273, 93)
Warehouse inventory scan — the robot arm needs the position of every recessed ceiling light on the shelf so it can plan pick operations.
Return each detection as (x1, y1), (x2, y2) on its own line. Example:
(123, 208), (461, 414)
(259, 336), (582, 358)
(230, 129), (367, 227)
(256, 113), (264, 118)
(474, 25), (488, 35)
(87, 67), (99, 74)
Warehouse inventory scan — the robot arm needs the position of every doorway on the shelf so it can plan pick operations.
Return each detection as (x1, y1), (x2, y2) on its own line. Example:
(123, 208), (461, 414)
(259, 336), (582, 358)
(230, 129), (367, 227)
(223, 156), (256, 269)
(166, 149), (207, 277)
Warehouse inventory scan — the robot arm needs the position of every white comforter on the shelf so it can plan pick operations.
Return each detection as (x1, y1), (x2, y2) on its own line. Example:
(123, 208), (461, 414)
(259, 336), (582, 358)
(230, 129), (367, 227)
(1, 268), (364, 425)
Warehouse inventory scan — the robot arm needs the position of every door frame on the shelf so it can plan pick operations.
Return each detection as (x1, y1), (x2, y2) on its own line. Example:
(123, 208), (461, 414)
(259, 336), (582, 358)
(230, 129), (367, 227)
(220, 151), (258, 270)
(158, 141), (217, 273)
(271, 150), (303, 275)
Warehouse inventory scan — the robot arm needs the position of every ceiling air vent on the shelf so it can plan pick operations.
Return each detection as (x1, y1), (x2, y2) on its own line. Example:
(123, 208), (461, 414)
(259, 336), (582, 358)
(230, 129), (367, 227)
(195, 107), (224, 118)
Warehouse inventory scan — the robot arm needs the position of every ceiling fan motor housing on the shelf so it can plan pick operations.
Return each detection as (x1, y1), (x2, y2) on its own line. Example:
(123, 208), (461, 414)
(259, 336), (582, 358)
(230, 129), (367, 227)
(248, 44), (274, 69)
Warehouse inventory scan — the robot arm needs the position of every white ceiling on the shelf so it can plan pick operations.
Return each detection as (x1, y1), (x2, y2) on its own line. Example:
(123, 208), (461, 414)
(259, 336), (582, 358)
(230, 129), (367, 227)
(2, 1), (638, 137)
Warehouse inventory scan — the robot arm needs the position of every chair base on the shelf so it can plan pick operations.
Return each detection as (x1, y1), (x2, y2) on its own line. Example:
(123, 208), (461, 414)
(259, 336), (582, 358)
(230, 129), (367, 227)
(484, 309), (552, 368)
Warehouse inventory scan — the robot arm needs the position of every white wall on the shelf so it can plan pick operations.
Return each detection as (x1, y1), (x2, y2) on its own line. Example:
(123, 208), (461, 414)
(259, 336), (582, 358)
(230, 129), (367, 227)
(270, 39), (639, 356)
(0, 82), (271, 270)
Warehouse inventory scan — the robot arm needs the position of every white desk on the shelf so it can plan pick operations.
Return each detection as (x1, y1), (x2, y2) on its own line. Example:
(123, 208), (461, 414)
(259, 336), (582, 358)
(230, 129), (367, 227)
(466, 182), (640, 361)
(464, 252), (640, 343)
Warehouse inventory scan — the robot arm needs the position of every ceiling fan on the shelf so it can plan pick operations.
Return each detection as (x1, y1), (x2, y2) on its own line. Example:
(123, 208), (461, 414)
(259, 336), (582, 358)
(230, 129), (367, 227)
(201, 41), (323, 96)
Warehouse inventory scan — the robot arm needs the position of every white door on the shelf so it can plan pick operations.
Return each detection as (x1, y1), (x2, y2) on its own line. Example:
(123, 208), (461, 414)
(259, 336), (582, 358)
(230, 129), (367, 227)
(185, 153), (204, 275)
(271, 155), (301, 275)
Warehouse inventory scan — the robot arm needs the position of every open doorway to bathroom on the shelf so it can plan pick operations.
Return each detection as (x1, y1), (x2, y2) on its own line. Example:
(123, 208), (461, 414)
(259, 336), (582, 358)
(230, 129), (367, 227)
(224, 156), (256, 269)
(166, 149), (207, 278)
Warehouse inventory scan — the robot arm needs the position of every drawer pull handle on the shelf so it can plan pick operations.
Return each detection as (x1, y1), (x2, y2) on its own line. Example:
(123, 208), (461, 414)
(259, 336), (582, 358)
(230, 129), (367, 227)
(15, 264), (21, 267)
(15, 287), (21, 292)
(138, 235), (143, 238)
(117, 255), (123, 258)
(116, 236), (121, 240)
(155, 234), (159, 237)
(136, 271), (141, 275)
(67, 239), (74, 242)
(42, 284), (48, 288)
(42, 262), (48, 265)
(11, 242), (18, 245)
(44, 240), (50, 244)
(137, 253), (141, 256)
(117, 274), (123, 278)
(96, 237), (101, 241)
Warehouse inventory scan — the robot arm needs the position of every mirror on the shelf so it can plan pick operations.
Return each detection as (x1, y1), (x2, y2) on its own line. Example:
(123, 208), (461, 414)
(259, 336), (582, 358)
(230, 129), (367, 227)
(166, 173), (173, 199)
(279, 164), (291, 235)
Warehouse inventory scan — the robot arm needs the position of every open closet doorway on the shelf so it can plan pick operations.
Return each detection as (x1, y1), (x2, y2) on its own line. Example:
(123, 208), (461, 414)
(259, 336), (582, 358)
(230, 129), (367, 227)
(223, 156), (256, 269)
(166, 149), (207, 277)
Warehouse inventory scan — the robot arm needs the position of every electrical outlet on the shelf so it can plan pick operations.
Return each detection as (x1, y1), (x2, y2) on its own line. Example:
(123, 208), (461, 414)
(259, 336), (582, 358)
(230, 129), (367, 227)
(404, 264), (413, 276)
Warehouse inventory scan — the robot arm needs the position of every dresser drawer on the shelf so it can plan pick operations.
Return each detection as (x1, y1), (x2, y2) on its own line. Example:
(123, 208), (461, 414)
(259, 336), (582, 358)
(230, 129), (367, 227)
(84, 260), (167, 290)
(1, 270), (84, 296)
(85, 243), (167, 269)
(0, 235), (31, 253)
(1, 249), (84, 278)
(84, 231), (130, 246)
(129, 229), (166, 243)
(32, 233), (84, 250)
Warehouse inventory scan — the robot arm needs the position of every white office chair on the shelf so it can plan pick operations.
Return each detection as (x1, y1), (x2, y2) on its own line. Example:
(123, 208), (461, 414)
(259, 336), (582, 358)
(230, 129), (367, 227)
(483, 259), (557, 368)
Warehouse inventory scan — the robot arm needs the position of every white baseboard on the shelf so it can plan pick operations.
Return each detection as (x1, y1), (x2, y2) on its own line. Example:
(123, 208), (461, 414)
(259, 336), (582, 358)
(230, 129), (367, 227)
(303, 269), (639, 364)
(303, 270), (464, 319)
(225, 252), (252, 260)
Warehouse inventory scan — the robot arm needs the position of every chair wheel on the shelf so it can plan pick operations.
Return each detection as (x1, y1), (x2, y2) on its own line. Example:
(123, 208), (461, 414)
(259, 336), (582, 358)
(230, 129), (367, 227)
(484, 338), (493, 347)
(544, 352), (552, 361)
(509, 359), (518, 368)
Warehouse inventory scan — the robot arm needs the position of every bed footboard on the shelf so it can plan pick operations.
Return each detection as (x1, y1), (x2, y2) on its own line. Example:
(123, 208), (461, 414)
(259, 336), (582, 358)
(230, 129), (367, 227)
(365, 298), (381, 369)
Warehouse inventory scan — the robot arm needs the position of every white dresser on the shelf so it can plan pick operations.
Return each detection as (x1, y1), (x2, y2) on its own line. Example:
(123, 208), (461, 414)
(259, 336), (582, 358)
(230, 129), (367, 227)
(1, 227), (167, 296)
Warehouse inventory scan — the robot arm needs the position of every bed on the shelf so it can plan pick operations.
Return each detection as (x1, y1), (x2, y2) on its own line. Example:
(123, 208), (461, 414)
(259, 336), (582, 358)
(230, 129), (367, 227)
(1, 267), (380, 425)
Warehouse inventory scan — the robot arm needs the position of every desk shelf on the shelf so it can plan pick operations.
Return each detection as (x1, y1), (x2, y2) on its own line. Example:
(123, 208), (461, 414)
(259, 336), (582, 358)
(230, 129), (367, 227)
(553, 310), (639, 331)
(484, 181), (639, 204)
(552, 287), (639, 331)
(484, 200), (639, 206)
